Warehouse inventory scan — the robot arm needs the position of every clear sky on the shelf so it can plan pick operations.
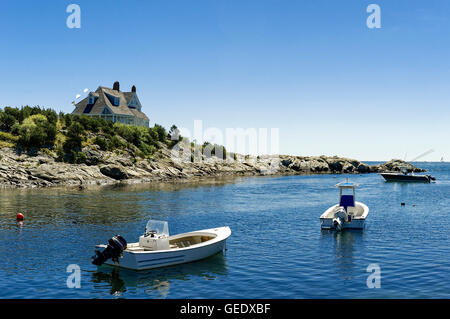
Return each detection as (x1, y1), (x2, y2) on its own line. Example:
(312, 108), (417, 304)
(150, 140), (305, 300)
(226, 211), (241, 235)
(0, 0), (449, 161)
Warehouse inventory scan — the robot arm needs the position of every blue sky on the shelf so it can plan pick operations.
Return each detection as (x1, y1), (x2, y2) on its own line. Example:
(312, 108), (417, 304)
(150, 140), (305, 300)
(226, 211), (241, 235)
(0, 0), (449, 161)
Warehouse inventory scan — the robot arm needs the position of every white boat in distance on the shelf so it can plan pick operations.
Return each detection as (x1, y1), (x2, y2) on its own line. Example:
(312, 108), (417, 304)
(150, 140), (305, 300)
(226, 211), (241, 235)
(92, 220), (231, 271)
(320, 182), (369, 231)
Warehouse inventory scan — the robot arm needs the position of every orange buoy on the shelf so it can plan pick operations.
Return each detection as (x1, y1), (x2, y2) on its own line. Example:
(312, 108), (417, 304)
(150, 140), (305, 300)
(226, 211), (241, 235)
(16, 213), (24, 221)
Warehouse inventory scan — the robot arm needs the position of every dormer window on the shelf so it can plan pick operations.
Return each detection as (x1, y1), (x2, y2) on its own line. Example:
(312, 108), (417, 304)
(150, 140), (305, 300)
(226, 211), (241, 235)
(114, 97), (120, 106)
(88, 95), (95, 105)
(128, 96), (138, 108)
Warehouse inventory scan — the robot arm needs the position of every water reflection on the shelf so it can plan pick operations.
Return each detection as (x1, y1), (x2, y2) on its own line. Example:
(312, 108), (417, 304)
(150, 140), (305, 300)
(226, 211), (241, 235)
(320, 230), (363, 280)
(0, 177), (245, 228)
(90, 253), (228, 298)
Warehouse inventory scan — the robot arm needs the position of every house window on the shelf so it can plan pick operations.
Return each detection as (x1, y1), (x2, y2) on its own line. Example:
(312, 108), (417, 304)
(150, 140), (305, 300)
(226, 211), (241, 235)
(114, 97), (120, 106)
(129, 97), (138, 108)
(88, 96), (95, 104)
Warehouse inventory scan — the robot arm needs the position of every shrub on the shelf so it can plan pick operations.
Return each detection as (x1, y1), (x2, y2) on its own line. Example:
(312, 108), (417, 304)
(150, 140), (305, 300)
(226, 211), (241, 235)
(109, 135), (126, 149)
(17, 114), (56, 149)
(40, 148), (54, 157)
(63, 122), (84, 153)
(56, 146), (65, 162)
(93, 136), (108, 151)
(74, 115), (107, 133)
(138, 142), (156, 156)
(0, 131), (19, 143)
(41, 109), (58, 125)
(63, 114), (72, 128)
(114, 123), (138, 145)
(0, 112), (17, 132)
(3, 107), (20, 122)
(153, 124), (167, 142)
(70, 151), (86, 164)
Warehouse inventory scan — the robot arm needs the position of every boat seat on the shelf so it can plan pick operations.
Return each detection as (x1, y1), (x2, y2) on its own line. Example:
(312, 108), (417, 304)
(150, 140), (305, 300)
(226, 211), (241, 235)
(340, 195), (355, 212)
(175, 240), (192, 248)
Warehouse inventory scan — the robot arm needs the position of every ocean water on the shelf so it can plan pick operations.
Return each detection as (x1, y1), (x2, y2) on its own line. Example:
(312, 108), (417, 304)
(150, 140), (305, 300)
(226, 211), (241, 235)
(0, 162), (449, 299)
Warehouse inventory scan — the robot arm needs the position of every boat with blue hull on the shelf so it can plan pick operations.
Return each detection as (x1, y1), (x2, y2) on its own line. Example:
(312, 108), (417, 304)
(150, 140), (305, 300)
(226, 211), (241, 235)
(92, 220), (231, 270)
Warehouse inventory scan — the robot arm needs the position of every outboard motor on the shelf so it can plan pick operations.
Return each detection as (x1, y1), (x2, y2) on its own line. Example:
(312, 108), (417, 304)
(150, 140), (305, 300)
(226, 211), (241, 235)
(332, 217), (344, 231)
(92, 235), (127, 266)
(332, 209), (347, 232)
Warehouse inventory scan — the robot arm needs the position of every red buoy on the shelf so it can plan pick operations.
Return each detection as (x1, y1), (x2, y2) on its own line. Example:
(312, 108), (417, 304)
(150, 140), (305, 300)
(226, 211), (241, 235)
(16, 213), (24, 221)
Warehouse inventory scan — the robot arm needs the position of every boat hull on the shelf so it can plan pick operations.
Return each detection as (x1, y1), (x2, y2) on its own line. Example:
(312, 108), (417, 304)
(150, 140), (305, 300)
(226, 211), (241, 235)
(320, 201), (369, 230)
(380, 173), (432, 183)
(320, 217), (365, 230)
(103, 227), (231, 270)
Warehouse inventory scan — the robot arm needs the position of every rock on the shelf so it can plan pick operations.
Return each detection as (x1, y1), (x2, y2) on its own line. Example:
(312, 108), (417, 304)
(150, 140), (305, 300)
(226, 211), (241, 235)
(370, 159), (426, 173)
(328, 159), (344, 172)
(281, 158), (293, 167)
(342, 162), (354, 173)
(0, 146), (427, 189)
(100, 165), (129, 180)
(357, 163), (370, 173)
(82, 146), (104, 166)
(310, 159), (329, 172)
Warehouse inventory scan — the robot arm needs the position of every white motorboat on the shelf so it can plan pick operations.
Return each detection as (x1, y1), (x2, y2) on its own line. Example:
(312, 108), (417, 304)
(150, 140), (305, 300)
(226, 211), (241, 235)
(320, 181), (369, 231)
(92, 220), (231, 270)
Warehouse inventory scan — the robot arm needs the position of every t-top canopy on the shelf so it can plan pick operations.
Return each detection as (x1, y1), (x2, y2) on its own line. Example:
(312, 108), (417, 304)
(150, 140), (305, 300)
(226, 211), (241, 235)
(335, 181), (359, 189)
(145, 220), (169, 236)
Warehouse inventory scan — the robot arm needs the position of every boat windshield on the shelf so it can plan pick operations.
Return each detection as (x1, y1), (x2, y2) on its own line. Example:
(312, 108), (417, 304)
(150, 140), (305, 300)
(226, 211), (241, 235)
(145, 220), (169, 236)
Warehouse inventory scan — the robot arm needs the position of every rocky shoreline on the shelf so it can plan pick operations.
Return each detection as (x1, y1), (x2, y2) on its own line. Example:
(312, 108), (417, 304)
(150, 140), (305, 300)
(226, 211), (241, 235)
(0, 144), (426, 189)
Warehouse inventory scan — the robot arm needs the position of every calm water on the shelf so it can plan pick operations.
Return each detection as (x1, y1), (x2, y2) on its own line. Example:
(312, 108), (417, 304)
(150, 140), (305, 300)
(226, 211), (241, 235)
(0, 162), (449, 299)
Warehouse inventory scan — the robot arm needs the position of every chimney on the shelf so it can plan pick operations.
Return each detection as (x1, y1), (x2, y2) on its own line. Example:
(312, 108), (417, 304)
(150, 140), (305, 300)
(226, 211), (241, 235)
(131, 85), (136, 93)
(113, 81), (120, 91)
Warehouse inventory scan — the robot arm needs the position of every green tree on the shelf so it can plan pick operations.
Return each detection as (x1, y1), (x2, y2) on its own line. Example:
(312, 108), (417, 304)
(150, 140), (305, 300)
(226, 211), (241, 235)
(153, 124), (167, 142)
(4, 107), (20, 120)
(17, 114), (56, 149)
(0, 111), (17, 132)
(63, 121), (84, 153)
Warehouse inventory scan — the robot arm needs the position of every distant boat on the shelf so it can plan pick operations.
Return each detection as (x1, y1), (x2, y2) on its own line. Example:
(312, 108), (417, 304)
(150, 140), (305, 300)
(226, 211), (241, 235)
(380, 166), (435, 183)
(320, 181), (369, 231)
(441, 157), (445, 162)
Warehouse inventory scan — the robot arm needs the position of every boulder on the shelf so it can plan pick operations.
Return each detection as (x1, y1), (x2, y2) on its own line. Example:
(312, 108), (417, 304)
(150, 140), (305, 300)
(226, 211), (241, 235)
(357, 163), (370, 173)
(82, 146), (104, 166)
(328, 160), (344, 172)
(342, 162), (355, 173)
(100, 165), (129, 180)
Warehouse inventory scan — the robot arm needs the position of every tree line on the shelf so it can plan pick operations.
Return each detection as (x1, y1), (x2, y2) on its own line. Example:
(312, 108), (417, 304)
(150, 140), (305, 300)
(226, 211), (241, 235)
(0, 106), (170, 163)
(0, 106), (230, 164)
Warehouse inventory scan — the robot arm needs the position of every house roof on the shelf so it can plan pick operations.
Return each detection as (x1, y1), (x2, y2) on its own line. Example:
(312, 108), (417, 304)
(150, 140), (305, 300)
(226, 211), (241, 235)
(72, 85), (149, 120)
